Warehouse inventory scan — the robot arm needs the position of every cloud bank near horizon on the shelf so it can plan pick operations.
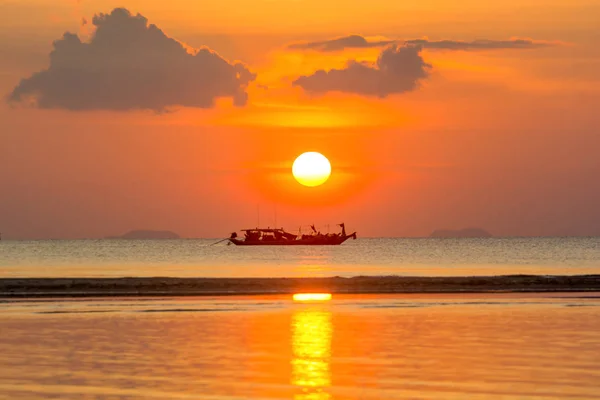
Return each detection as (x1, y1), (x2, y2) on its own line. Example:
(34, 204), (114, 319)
(293, 44), (431, 97)
(8, 8), (256, 111)
(288, 34), (559, 52)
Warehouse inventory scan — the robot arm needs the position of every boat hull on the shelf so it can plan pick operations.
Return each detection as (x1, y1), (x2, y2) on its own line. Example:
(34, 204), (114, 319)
(229, 233), (356, 246)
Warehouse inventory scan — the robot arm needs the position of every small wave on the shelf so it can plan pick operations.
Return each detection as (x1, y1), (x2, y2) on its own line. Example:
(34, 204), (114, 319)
(358, 301), (553, 309)
(37, 310), (116, 314)
(37, 307), (254, 314)
(361, 304), (426, 309)
(564, 304), (598, 307)
(137, 308), (247, 313)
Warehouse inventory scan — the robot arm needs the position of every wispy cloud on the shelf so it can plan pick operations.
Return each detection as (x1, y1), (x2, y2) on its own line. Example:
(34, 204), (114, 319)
(288, 35), (394, 52)
(288, 35), (559, 52)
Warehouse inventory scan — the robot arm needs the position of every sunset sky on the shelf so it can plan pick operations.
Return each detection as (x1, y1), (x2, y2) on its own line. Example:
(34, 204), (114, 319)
(1, 0), (599, 239)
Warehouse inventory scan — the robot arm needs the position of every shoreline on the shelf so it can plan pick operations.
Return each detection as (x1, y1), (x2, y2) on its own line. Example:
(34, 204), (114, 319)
(2, 275), (600, 298)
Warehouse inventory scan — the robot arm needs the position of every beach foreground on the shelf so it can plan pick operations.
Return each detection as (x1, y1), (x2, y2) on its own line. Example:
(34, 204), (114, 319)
(2, 275), (600, 297)
(1, 293), (600, 399)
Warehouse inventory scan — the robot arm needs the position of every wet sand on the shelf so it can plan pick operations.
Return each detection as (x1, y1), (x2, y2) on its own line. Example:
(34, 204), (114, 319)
(1, 275), (600, 298)
(3, 293), (600, 399)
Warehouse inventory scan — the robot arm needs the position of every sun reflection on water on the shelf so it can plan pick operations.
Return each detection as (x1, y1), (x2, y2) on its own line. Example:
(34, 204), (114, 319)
(293, 293), (332, 302)
(291, 305), (333, 400)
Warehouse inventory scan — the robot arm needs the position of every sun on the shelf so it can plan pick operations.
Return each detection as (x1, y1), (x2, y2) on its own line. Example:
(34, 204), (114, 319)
(292, 152), (331, 187)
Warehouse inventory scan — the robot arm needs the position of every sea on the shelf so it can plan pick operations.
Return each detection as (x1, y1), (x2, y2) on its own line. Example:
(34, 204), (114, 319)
(1, 237), (600, 278)
(1, 237), (600, 399)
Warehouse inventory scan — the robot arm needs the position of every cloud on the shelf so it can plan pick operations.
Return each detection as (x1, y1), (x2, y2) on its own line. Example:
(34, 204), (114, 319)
(8, 8), (256, 111)
(288, 34), (394, 52)
(293, 45), (431, 97)
(289, 35), (557, 52)
(406, 38), (556, 50)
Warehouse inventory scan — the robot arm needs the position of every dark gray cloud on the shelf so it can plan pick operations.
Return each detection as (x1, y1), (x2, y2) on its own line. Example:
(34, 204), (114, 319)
(293, 45), (431, 97)
(8, 8), (256, 111)
(289, 35), (556, 52)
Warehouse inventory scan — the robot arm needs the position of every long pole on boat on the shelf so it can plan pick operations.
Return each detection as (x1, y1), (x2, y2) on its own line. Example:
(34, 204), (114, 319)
(211, 237), (230, 245)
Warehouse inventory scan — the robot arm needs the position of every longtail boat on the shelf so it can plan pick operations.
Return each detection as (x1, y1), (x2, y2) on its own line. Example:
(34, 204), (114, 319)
(228, 223), (357, 246)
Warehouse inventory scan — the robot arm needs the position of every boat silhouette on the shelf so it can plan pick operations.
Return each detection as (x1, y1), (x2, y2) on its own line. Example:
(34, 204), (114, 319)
(228, 223), (357, 246)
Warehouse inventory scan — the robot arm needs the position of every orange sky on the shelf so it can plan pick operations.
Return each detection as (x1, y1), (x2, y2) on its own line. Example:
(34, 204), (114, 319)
(0, 0), (599, 239)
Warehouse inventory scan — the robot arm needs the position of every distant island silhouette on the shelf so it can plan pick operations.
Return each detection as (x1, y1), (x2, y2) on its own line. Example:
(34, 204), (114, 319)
(429, 228), (493, 238)
(106, 230), (180, 240)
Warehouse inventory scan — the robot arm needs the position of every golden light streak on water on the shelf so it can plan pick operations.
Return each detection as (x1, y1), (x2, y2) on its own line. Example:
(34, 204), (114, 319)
(291, 309), (333, 400)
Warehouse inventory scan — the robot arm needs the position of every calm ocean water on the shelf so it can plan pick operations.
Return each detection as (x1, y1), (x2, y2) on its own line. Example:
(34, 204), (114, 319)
(1, 293), (600, 399)
(1, 237), (600, 278)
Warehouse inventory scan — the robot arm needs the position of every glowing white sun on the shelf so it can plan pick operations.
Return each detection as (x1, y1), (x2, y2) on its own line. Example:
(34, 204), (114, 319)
(292, 152), (331, 187)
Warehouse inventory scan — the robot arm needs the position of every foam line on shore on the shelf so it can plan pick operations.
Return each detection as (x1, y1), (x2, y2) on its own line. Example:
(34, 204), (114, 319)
(1, 275), (600, 298)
